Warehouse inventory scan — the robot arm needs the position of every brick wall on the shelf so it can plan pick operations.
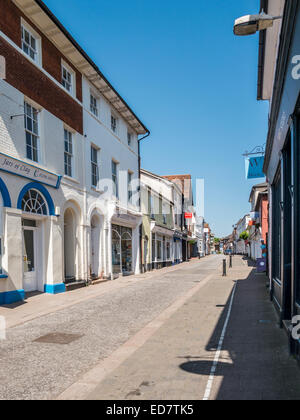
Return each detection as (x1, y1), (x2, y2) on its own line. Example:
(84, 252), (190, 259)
(0, 0), (82, 102)
(0, 0), (21, 47)
(0, 37), (83, 134)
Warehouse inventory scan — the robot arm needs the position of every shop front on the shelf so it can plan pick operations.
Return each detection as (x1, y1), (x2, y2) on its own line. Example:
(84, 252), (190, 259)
(112, 224), (133, 275)
(110, 209), (141, 277)
(173, 232), (183, 265)
(151, 223), (173, 270)
(260, 1), (300, 358)
(0, 153), (65, 304)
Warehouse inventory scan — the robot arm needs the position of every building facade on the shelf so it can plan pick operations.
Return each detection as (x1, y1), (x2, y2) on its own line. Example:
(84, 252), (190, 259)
(248, 183), (269, 261)
(234, 214), (250, 255)
(256, 0), (300, 356)
(141, 170), (176, 271)
(0, 0), (149, 304)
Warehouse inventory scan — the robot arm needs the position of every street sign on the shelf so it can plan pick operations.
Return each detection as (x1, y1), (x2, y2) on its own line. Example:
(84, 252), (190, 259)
(185, 213), (193, 219)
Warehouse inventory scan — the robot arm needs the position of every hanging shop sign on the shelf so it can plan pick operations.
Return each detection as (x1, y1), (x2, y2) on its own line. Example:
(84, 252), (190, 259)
(245, 155), (265, 180)
(0, 152), (62, 189)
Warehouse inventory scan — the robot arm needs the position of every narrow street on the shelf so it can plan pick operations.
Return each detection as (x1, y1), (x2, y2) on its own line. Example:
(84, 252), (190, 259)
(0, 256), (221, 400)
(1, 255), (300, 401)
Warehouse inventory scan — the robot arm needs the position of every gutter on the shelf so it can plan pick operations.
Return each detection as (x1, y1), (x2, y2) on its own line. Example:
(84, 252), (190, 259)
(34, 0), (149, 135)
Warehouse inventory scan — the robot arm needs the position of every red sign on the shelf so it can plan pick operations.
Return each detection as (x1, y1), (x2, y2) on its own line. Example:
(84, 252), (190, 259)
(185, 212), (193, 219)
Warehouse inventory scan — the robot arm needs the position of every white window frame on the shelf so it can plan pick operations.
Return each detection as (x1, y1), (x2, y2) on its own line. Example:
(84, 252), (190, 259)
(61, 61), (75, 96)
(91, 145), (100, 188)
(64, 128), (73, 178)
(21, 20), (41, 65)
(127, 131), (133, 147)
(24, 101), (40, 163)
(112, 160), (119, 199)
(90, 93), (99, 117)
(128, 171), (133, 204)
(111, 113), (118, 134)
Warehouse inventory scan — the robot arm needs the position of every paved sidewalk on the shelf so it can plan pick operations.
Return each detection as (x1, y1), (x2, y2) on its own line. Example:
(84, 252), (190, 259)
(80, 256), (300, 401)
(0, 258), (203, 329)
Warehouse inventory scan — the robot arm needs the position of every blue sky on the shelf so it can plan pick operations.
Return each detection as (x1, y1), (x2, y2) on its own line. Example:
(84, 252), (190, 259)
(44, 0), (269, 237)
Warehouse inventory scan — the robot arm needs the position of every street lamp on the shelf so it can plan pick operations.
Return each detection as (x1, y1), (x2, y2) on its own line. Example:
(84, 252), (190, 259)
(234, 11), (282, 36)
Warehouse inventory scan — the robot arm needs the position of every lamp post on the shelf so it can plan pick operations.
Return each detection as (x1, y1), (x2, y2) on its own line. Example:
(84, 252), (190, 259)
(234, 11), (282, 36)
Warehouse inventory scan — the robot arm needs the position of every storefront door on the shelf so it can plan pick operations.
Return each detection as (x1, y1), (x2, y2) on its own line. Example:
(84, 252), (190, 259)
(112, 225), (133, 274)
(23, 226), (37, 292)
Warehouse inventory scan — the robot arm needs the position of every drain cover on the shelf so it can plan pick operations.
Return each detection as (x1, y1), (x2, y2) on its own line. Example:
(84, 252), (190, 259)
(34, 333), (83, 345)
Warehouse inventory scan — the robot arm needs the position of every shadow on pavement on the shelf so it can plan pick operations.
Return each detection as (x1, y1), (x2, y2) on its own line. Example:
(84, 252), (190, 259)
(179, 261), (300, 400)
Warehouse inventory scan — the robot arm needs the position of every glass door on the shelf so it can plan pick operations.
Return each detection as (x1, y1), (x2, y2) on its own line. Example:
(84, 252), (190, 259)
(23, 227), (37, 292)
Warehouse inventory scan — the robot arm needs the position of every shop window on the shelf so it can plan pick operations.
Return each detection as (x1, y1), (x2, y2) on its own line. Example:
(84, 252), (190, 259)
(112, 225), (133, 273)
(166, 242), (171, 260)
(152, 233), (156, 262)
(21, 189), (47, 215)
(157, 238), (162, 261)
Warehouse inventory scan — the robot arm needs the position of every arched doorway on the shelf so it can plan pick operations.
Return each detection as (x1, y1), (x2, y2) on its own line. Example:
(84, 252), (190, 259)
(112, 225), (133, 275)
(21, 188), (48, 292)
(64, 208), (76, 282)
(91, 214), (101, 278)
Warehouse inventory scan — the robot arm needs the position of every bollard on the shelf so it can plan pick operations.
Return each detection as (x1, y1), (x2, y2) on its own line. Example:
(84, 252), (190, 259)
(223, 259), (227, 277)
(229, 255), (233, 268)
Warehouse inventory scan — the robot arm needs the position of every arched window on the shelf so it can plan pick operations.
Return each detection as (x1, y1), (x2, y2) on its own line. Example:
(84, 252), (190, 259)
(21, 189), (47, 215)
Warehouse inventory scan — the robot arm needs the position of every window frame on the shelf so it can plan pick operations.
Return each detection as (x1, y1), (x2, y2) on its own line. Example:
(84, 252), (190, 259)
(112, 160), (119, 199)
(21, 22), (40, 64)
(24, 101), (40, 163)
(90, 93), (99, 117)
(64, 128), (73, 178)
(111, 113), (118, 134)
(127, 131), (133, 147)
(61, 62), (75, 95)
(91, 145), (100, 188)
(128, 171), (133, 204)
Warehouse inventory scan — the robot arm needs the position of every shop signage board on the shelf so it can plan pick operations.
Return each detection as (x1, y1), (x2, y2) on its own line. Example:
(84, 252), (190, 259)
(0, 153), (61, 189)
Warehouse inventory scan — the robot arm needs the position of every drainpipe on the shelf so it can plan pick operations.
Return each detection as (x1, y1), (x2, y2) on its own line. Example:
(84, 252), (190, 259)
(138, 131), (151, 273)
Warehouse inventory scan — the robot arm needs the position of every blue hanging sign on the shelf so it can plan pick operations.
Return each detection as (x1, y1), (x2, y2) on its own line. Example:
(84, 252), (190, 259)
(245, 155), (265, 180)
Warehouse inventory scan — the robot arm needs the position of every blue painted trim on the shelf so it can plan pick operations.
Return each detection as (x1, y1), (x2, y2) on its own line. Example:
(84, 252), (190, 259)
(44, 283), (66, 295)
(0, 176), (12, 207)
(0, 152), (61, 190)
(56, 175), (62, 189)
(17, 182), (55, 216)
(0, 274), (8, 279)
(0, 289), (25, 305)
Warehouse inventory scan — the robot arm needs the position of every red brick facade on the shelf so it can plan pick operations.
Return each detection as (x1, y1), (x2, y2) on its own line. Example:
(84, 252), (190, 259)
(0, 0), (83, 134)
(0, 37), (83, 134)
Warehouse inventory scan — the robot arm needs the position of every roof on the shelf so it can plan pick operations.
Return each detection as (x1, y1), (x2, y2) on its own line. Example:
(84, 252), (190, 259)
(249, 182), (269, 203)
(13, 0), (149, 135)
